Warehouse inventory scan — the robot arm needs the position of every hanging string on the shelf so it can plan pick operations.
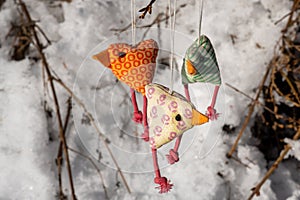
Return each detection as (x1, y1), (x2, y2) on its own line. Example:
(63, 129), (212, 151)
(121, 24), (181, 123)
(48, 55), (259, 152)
(168, 0), (177, 94)
(198, 0), (204, 45)
(131, 0), (136, 45)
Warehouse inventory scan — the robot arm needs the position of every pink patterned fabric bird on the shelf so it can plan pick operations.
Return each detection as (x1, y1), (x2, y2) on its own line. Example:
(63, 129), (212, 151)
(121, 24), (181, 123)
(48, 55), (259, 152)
(146, 83), (209, 193)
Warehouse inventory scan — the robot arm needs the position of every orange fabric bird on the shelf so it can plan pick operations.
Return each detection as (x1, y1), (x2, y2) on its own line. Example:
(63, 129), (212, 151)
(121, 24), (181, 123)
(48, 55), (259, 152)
(93, 39), (159, 140)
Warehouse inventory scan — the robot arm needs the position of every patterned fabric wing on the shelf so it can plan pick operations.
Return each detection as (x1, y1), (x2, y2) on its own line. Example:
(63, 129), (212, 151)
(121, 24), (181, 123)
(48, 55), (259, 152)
(146, 83), (195, 149)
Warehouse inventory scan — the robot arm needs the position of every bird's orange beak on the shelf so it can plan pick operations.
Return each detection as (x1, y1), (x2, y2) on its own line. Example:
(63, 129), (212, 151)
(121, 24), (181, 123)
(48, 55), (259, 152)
(191, 109), (209, 125)
(92, 49), (111, 68)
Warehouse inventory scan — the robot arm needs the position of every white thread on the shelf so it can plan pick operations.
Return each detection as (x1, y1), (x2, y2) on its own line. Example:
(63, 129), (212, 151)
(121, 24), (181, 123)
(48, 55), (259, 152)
(198, 0), (204, 45)
(168, 0), (177, 94)
(131, 0), (136, 45)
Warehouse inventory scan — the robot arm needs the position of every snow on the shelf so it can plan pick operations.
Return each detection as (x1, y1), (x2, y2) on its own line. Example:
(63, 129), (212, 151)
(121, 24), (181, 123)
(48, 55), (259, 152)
(285, 138), (300, 161)
(0, 59), (55, 199)
(0, 0), (299, 199)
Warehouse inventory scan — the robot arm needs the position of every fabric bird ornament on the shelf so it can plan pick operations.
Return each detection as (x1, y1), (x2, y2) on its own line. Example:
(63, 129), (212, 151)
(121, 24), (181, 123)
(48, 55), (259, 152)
(93, 39), (159, 140)
(165, 35), (221, 165)
(145, 83), (209, 193)
(182, 35), (221, 116)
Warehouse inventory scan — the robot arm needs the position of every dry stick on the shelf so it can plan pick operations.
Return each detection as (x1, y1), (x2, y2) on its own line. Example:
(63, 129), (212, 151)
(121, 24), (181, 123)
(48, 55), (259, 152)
(227, 61), (274, 158)
(139, 0), (156, 19)
(248, 127), (300, 200)
(279, 69), (300, 106)
(18, 1), (76, 199)
(56, 97), (72, 199)
(282, 0), (300, 33)
(247, 2), (300, 198)
(68, 147), (109, 200)
(53, 77), (131, 194)
(225, 83), (300, 125)
(110, 4), (185, 33)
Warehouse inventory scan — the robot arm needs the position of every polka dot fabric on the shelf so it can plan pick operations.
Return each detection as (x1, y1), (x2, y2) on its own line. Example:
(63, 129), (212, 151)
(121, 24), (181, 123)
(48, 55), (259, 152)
(107, 39), (159, 95)
(146, 83), (196, 149)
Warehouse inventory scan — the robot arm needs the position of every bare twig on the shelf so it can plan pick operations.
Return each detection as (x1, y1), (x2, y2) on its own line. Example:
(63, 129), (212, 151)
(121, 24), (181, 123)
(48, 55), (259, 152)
(138, 0), (156, 19)
(110, 4), (186, 34)
(52, 77), (131, 194)
(18, 1), (76, 199)
(225, 83), (300, 125)
(274, 11), (292, 25)
(56, 97), (72, 200)
(282, 0), (300, 33)
(68, 147), (109, 200)
(230, 155), (251, 168)
(247, 1), (300, 198)
(227, 61), (274, 158)
(248, 127), (300, 200)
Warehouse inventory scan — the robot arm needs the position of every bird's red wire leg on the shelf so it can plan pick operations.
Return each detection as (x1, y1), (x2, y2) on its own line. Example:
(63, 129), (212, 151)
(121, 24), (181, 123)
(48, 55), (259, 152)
(184, 84), (191, 101)
(131, 88), (143, 124)
(165, 84), (190, 164)
(141, 95), (149, 141)
(152, 148), (173, 193)
(206, 85), (220, 120)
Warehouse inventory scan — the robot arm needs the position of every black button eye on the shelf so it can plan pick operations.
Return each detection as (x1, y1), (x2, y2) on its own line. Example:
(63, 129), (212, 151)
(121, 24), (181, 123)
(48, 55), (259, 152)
(175, 114), (182, 121)
(118, 52), (126, 58)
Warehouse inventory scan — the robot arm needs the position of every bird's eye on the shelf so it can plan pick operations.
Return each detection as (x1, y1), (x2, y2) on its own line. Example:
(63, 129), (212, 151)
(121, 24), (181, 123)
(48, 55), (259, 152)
(175, 114), (182, 121)
(118, 52), (126, 58)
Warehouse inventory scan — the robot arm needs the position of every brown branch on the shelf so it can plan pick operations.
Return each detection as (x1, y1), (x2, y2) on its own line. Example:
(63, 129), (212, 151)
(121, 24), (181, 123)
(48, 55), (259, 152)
(139, 0), (156, 19)
(274, 11), (292, 25)
(68, 147), (109, 200)
(282, 0), (300, 33)
(52, 77), (131, 194)
(247, 1), (300, 198)
(226, 61), (274, 158)
(248, 127), (300, 200)
(110, 4), (186, 34)
(225, 83), (300, 125)
(18, 1), (76, 199)
(56, 97), (72, 200)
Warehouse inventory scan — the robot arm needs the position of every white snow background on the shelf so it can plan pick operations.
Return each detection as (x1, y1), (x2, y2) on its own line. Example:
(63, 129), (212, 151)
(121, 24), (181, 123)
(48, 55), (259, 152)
(0, 0), (299, 199)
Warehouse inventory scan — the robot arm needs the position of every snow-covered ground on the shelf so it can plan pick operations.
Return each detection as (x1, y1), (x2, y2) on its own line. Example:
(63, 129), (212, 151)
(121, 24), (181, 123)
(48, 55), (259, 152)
(0, 0), (299, 199)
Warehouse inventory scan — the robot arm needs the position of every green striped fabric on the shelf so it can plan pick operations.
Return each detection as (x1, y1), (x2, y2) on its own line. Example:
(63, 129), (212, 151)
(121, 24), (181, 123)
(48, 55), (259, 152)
(181, 35), (221, 86)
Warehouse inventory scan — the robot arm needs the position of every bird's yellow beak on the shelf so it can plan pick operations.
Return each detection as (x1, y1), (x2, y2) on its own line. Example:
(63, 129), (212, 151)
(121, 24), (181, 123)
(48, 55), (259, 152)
(191, 109), (209, 125)
(92, 49), (111, 68)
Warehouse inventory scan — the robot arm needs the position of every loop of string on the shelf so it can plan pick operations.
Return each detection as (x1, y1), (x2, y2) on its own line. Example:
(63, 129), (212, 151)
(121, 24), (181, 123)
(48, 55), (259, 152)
(168, 0), (177, 94)
(198, 0), (204, 45)
(131, 0), (136, 45)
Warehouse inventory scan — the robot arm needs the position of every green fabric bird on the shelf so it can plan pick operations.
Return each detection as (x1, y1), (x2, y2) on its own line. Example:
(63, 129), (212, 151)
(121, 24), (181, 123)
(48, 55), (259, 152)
(166, 35), (222, 165)
(181, 35), (221, 86)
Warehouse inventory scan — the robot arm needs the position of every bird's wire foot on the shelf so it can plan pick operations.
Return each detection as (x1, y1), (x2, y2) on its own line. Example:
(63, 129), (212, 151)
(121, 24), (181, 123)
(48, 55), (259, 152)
(132, 111), (143, 124)
(206, 106), (220, 121)
(166, 149), (179, 165)
(154, 177), (173, 193)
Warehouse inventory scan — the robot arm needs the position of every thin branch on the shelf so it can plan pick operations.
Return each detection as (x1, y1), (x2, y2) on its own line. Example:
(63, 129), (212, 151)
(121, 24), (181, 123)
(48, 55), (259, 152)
(282, 0), (300, 33)
(226, 61), (274, 158)
(52, 77), (131, 194)
(248, 127), (300, 200)
(68, 147), (109, 200)
(247, 1), (300, 198)
(18, 1), (76, 199)
(138, 0), (156, 19)
(110, 4), (186, 34)
(225, 83), (300, 125)
(56, 97), (72, 200)
(274, 11), (292, 25)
